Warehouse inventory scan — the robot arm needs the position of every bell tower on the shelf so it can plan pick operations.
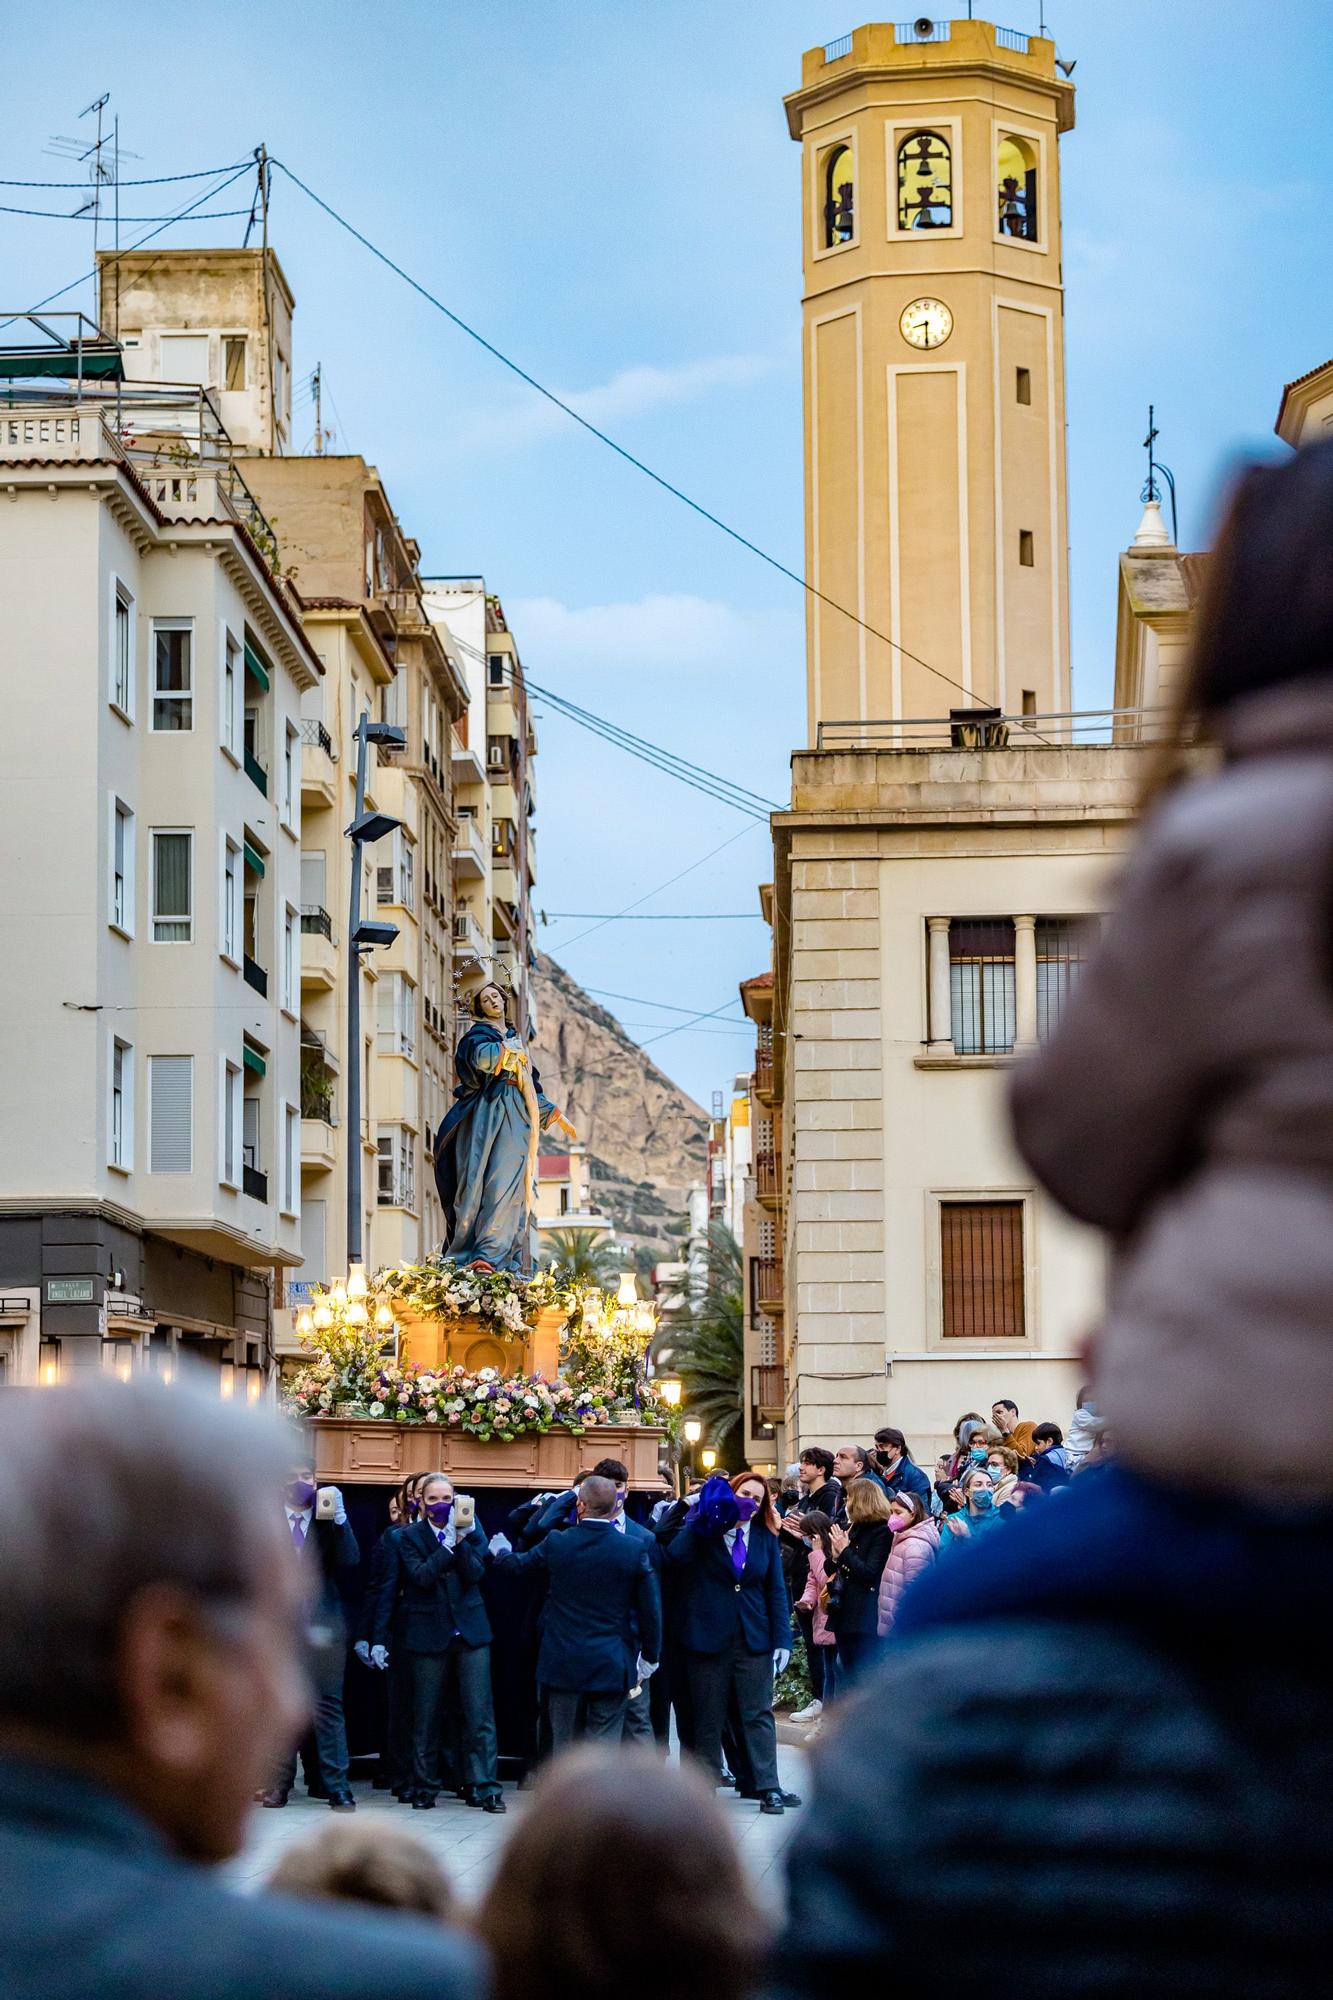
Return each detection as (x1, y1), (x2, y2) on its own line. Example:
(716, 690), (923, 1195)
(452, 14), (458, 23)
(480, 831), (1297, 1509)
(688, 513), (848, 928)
(786, 18), (1075, 740)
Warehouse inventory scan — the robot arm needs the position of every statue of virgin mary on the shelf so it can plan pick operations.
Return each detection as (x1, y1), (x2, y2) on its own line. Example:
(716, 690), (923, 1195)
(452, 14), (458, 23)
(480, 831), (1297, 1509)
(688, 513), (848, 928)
(434, 981), (576, 1275)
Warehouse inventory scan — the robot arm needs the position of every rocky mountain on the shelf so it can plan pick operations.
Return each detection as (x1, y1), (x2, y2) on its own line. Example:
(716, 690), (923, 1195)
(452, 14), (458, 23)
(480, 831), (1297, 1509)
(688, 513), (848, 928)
(531, 952), (708, 1266)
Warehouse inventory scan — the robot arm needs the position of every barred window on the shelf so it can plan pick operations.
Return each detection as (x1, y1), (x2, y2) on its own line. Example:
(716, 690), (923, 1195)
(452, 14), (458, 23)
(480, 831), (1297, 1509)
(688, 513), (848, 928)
(941, 1201), (1025, 1339)
(1036, 918), (1091, 1039)
(949, 919), (1015, 1054)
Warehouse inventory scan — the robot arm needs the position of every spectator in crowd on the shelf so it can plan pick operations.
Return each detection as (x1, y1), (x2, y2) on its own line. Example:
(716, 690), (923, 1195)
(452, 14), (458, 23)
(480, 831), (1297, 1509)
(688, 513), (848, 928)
(985, 1446), (1021, 1508)
(990, 1401), (1039, 1468)
(872, 1428), (933, 1509)
(936, 1412), (986, 1484)
(0, 1380), (483, 2000)
(386, 1476), (503, 1814)
(831, 1444), (888, 1512)
(494, 1474), (660, 1750)
(258, 1461), (358, 1812)
(778, 1463), (803, 1515)
(1029, 1425), (1072, 1493)
(876, 1492), (939, 1640)
(664, 1471), (793, 1814)
(826, 1478), (893, 1687)
(1064, 1388), (1105, 1472)
(778, 1446), (841, 1685)
(475, 1745), (764, 2000)
(936, 1468), (1001, 1557)
(266, 1820), (456, 1922)
(792, 1511), (839, 1713)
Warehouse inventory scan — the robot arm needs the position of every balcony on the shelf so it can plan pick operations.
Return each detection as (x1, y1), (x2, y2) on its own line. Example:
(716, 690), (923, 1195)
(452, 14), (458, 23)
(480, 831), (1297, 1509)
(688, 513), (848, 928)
(452, 908), (486, 966)
(301, 1118), (337, 1173)
(300, 906), (336, 991)
(750, 1363), (785, 1435)
(452, 816), (487, 880)
(755, 1150), (781, 1211)
(452, 734), (486, 789)
(753, 1255), (784, 1317)
(242, 1164), (268, 1203)
(300, 717), (337, 808)
(243, 954), (268, 998)
(754, 1022), (775, 1101)
(243, 748), (268, 798)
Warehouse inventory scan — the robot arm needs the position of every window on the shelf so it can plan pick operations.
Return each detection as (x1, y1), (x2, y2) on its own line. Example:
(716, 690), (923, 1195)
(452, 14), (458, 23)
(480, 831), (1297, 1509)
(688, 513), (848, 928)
(151, 830), (192, 942)
(1021, 689), (1037, 722)
(997, 133), (1039, 242)
(148, 1056), (193, 1173)
(109, 1038), (132, 1171)
(222, 335), (247, 391)
(221, 838), (240, 962)
(487, 654), (507, 688)
(376, 830), (415, 912)
(281, 1101), (299, 1216)
(1018, 529), (1035, 567)
(897, 130), (952, 230)
(822, 142), (855, 246)
(111, 798), (134, 935)
(376, 1126), (416, 1210)
(111, 579), (134, 715)
(221, 1059), (242, 1187)
(221, 627), (241, 758)
(282, 721), (297, 826)
(381, 672), (407, 729)
(151, 620), (193, 731)
(282, 905), (297, 1014)
(376, 972), (416, 1060)
(941, 1201), (1025, 1339)
(159, 332), (209, 387)
(1016, 366), (1032, 405)
(273, 349), (288, 428)
(949, 919), (1015, 1054)
(1036, 919), (1090, 1040)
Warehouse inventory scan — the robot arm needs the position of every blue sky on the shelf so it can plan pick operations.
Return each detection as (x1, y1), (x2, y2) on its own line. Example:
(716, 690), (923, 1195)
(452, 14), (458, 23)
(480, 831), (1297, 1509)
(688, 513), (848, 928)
(9, 1), (1332, 1105)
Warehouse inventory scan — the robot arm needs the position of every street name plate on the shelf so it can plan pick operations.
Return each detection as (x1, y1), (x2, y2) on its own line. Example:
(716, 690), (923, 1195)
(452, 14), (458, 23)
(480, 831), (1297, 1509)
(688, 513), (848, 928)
(46, 1277), (95, 1303)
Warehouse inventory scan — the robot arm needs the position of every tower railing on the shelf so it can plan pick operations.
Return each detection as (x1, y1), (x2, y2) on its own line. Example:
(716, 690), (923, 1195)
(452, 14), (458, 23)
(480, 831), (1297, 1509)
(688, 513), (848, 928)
(813, 707), (1175, 751)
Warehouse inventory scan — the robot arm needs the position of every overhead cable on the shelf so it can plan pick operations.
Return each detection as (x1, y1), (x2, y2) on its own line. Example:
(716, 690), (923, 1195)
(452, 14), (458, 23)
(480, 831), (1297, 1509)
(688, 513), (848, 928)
(0, 161), (251, 188)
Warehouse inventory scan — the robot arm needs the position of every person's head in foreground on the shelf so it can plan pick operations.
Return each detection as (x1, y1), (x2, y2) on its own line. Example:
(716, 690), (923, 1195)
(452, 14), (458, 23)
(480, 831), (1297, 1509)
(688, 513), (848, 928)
(475, 1745), (765, 2000)
(268, 1820), (456, 1921)
(0, 1376), (310, 1863)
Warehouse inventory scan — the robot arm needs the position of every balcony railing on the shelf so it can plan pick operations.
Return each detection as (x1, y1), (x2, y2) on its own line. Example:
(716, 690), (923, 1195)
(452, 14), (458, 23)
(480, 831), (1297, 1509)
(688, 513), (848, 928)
(301, 905), (333, 941)
(750, 1363), (785, 1433)
(755, 1151), (781, 1204)
(753, 1256), (784, 1315)
(814, 706), (1173, 752)
(242, 1164), (268, 1202)
(300, 717), (334, 758)
(754, 1022), (774, 1097)
(243, 955), (268, 998)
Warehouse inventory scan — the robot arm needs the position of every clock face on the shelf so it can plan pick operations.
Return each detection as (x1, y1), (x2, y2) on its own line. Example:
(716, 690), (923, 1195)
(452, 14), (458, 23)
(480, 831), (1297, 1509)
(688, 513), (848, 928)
(899, 297), (954, 349)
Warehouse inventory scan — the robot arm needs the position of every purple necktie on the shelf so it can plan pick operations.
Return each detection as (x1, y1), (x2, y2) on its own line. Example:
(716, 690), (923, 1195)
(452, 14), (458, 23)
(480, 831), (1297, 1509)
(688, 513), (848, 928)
(290, 1516), (305, 1551)
(437, 1530), (448, 1546)
(730, 1529), (746, 1579)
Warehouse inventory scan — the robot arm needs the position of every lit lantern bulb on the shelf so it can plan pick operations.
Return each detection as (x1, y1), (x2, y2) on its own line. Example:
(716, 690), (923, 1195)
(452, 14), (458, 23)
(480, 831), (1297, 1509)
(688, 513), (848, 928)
(313, 1303), (334, 1331)
(374, 1302), (395, 1330)
(296, 1309), (314, 1337)
(344, 1299), (369, 1327)
(616, 1271), (637, 1308)
(346, 1262), (368, 1301)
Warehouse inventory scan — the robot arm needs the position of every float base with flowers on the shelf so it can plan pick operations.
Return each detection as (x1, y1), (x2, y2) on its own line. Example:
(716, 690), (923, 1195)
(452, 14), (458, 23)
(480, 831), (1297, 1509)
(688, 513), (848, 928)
(285, 1259), (672, 1491)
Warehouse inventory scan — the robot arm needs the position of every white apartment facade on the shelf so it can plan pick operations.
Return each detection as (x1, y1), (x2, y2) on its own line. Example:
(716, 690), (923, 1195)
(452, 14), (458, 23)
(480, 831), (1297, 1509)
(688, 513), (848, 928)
(0, 379), (317, 1388)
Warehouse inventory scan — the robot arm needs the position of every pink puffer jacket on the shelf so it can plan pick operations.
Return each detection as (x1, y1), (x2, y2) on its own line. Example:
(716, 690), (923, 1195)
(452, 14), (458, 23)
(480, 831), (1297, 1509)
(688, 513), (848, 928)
(876, 1520), (940, 1637)
(795, 1545), (838, 1645)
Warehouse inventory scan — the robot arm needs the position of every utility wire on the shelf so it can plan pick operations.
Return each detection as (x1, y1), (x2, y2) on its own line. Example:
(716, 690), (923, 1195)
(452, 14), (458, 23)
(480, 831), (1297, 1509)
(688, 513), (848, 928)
(544, 912), (761, 920)
(639, 994), (751, 1050)
(272, 157), (1033, 726)
(528, 676), (780, 812)
(0, 162), (250, 188)
(582, 986), (748, 1019)
(1, 200), (251, 221)
(543, 821), (765, 955)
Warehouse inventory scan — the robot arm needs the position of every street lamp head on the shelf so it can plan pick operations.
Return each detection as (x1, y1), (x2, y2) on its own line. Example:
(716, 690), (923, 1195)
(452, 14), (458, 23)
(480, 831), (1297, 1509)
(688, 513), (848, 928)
(362, 721), (407, 751)
(349, 808), (402, 846)
(700, 1447), (717, 1471)
(352, 918), (398, 950)
(657, 1376), (683, 1407)
(683, 1419), (702, 1445)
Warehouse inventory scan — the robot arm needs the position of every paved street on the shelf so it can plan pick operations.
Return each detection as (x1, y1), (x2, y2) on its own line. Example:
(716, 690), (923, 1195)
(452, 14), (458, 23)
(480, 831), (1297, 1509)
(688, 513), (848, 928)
(228, 1744), (806, 1915)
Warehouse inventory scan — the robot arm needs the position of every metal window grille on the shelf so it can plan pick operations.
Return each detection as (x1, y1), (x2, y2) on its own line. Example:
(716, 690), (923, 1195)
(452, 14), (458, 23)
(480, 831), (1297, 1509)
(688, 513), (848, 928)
(1036, 918), (1091, 1039)
(948, 919), (1015, 1053)
(941, 1201), (1025, 1338)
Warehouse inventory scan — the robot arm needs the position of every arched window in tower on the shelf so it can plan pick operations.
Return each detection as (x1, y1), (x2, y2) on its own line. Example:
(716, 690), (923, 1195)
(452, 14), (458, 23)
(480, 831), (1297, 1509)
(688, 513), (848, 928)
(822, 144), (855, 247)
(997, 134), (1038, 241)
(897, 131), (953, 230)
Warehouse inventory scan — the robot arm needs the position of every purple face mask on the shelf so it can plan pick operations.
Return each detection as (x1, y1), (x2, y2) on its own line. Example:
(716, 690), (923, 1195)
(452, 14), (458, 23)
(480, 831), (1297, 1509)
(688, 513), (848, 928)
(405, 1497), (420, 1518)
(285, 1479), (316, 1510)
(733, 1493), (760, 1524)
(425, 1498), (453, 1527)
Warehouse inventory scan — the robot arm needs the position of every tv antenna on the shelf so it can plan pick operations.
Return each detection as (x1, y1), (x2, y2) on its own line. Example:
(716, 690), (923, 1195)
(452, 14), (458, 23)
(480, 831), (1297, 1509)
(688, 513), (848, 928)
(45, 94), (140, 273)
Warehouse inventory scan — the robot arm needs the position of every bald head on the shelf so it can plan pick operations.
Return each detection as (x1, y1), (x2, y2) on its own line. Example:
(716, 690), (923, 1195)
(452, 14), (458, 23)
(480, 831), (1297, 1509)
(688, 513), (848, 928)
(577, 1474), (618, 1519)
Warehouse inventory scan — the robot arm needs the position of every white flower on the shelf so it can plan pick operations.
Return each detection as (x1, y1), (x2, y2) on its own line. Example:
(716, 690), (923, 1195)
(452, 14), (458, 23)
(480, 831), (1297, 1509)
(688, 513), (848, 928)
(523, 1395), (538, 1410)
(478, 1367), (497, 1382)
(426, 1409), (439, 1423)
(368, 1401), (385, 1417)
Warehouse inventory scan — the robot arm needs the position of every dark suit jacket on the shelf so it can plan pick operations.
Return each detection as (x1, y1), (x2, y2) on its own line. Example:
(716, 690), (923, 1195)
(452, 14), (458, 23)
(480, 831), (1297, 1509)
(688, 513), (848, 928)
(0, 1757), (482, 2000)
(502, 1518), (661, 1693)
(354, 1525), (401, 1646)
(387, 1520), (492, 1653)
(664, 1515), (790, 1656)
(292, 1513), (359, 1636)
(829, 1520), (893, 1636)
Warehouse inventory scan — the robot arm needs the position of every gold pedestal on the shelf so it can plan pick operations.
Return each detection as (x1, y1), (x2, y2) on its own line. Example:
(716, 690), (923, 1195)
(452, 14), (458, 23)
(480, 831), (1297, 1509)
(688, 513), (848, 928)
(396, 1303), (564, 1381)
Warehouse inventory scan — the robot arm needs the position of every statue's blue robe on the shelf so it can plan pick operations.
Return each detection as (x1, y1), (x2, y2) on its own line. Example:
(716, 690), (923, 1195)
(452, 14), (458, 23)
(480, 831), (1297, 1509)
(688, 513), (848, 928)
(434, 1023), (555, 1274)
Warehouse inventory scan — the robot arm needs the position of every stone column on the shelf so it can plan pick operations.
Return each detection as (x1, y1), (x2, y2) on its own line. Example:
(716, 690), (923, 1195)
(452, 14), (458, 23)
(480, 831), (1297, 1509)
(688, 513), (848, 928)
(927, 916), (953, 1051)
(1014, 914), (1038, 1048)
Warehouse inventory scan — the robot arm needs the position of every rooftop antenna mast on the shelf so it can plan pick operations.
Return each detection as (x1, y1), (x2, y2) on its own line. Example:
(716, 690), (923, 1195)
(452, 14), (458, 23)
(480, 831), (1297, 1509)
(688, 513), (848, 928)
(46, 94), (139, 312)
(1142, 404), (1179, 546)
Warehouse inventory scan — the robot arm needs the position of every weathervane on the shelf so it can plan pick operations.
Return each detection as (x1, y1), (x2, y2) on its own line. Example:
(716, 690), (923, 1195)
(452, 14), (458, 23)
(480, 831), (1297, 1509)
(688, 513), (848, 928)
(1142, 404), (1179, 546)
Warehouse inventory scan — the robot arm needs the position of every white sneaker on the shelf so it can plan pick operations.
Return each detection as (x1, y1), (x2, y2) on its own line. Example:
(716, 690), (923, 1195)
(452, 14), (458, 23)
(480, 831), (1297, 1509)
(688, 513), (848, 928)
(790, 1699), (823, 1723)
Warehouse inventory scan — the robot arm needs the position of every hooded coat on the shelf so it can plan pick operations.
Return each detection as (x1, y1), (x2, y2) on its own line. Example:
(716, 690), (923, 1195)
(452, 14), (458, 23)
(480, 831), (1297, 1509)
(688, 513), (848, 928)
(876, 1519), (940, 1637)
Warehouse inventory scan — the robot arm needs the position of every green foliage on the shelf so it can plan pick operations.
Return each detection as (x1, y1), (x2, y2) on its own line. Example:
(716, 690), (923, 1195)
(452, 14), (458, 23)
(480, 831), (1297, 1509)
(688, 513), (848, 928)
(673, 1221), (745, 1470)
(543, 1228), (623, 1288)
(774, 1636), (814, 1714)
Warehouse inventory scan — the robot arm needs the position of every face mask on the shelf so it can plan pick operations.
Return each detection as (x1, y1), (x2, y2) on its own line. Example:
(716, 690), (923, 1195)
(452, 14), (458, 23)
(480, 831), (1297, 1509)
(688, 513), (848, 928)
(970, 1489), (994, 1514)
(734, 1493), (760, 1523)
(988, 1464), (1006, 1480)
(286, 1479), (316, 1510)
(969, 1445), (988, 1464)
(888, 1515), (910, 1534)
(405, 1498), (419, 1518)
(425, 1498), (453, 1526)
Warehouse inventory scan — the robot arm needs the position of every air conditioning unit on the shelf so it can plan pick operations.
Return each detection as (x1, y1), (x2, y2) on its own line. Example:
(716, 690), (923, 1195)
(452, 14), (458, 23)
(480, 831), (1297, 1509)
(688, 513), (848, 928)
(487, 744), (507, 771)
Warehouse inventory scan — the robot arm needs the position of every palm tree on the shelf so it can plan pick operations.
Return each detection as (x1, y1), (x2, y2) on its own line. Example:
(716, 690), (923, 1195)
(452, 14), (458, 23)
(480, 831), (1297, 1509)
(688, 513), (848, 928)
(543, 1228), (622, 1288)
(673, 1222), (745, 1469)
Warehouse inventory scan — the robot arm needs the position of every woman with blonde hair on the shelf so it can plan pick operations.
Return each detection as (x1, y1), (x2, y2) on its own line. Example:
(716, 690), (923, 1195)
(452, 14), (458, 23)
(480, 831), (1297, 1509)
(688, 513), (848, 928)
(266, 1821), (456, 1922)
(826, 1478), (893, 1688)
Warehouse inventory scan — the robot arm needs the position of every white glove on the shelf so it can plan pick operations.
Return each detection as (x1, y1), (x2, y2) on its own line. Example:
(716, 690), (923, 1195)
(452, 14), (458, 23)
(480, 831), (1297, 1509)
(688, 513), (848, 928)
(369, 1644), (389, 1671)
(773, 1648), (791, 1676)
(353, 1640), (370, 1666)
(325, 1485), (347, 1526)
(635, 1654), (659, 1681)
(488, 1532), (512, 1558)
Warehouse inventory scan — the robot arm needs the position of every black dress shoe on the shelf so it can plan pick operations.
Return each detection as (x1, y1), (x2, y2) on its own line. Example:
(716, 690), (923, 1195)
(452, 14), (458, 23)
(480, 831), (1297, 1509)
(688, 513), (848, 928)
(412, 1794), (437, 1810)
(776, 1789), (803, 1809)
(327, 1790), (356, 1812)
(255, 1788), (289, 1809)
(480, 1794), (507, 1815)
(758, 1791), (786, 1815)
(461, 1786), (480, 1807)
(716, 1772), (738, 1790)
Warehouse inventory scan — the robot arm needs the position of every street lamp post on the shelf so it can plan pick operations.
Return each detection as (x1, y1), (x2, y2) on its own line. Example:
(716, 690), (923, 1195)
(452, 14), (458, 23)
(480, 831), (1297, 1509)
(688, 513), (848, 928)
(344, 711), (406, 1270)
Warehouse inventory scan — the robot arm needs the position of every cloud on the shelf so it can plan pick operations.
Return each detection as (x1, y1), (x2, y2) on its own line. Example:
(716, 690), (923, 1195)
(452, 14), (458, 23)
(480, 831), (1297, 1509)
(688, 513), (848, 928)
(509, 590), (798, 677)
(459, 350), (780, 453)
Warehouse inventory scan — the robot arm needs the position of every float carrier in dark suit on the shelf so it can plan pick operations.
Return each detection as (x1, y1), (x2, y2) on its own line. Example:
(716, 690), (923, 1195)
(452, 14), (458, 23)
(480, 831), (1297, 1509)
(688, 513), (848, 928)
(665, 1514), (788, 1795)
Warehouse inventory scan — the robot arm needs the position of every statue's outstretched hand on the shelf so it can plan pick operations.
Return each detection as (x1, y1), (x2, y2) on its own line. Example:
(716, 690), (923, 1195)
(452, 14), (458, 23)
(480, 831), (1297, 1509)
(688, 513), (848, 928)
(555, 1113), (578, 1142)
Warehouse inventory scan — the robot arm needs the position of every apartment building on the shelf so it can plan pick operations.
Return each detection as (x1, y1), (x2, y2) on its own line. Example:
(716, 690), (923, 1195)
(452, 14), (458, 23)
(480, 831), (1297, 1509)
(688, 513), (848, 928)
(0, 322), (317, 1388)
(422, 581), (540, 1040)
